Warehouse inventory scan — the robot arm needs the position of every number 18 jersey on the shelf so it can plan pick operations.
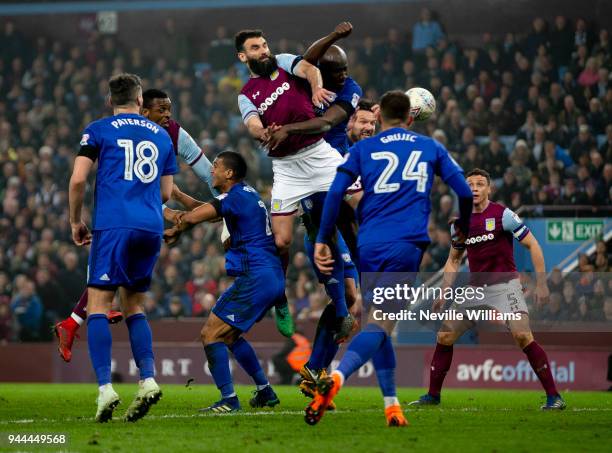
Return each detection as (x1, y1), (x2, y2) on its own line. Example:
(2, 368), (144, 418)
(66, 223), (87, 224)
(79, 113), (178, 234)
(339, 127), (462, 246)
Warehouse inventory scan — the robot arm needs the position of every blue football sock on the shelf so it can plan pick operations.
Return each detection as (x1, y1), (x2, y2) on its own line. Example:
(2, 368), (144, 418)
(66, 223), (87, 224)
(372, 333), (396, 397)
(87, 314), (112, 386)
(337, 323), (386, 380)
(324, 244), (348, 317)
(205, 342), (235, 398)
(308, 304), (338, 370)
(228, 337), (267, 386)
(126, 313), (155, 380)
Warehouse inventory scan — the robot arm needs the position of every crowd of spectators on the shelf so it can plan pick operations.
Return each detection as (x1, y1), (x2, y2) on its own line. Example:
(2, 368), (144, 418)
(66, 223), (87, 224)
(0, 10), (610, 342)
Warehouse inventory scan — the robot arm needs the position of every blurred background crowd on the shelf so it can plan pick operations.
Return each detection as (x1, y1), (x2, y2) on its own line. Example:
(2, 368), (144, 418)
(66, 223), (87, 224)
(0, 9), (610, 342)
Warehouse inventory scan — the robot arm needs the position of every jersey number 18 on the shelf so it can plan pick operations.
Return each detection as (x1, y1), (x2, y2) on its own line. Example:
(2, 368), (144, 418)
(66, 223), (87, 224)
(117, 139), (159, 184)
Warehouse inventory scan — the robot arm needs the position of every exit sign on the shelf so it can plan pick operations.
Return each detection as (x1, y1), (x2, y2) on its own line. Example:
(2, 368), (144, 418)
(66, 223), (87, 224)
(546, 219), (604, 242)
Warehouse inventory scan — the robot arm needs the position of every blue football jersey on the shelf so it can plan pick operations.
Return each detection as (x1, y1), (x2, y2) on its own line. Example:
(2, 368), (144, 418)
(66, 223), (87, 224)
(314, 77), (362, 155)
(214, 182), (281, 276)
(339, 127), (463, 246)
(79, 113), (178, 234)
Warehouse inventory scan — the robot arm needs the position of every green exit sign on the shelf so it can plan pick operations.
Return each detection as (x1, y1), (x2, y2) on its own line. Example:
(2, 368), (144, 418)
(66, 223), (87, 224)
(546, 219), (604, 242)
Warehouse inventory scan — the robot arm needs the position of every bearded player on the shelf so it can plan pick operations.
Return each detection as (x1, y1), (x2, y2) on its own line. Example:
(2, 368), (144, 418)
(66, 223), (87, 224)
(235, 29), (353, 334)
(306, 91), (473, 427)
(410, 168), (566, 410)
(54, 89), (218, 362)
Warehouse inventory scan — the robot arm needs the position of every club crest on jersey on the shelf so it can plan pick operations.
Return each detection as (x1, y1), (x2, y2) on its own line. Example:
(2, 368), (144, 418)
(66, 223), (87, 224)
(270, 70), (279, 81)
(80, 134), (89, 146)
(485, 218), (495, 231)
(351, 93), (360, 108)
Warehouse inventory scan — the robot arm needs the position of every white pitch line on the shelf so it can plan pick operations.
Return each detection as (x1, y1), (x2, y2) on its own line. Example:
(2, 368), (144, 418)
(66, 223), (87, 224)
(1, 407), (609, 425)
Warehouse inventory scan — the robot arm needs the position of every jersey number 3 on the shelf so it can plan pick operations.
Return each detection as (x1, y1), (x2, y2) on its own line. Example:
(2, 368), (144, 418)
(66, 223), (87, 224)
(118, 139), (159, 183)
(372, 151), (428, 194)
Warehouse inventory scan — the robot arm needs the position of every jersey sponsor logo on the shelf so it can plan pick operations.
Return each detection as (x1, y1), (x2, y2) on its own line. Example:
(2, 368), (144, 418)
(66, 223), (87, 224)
(351, 92), (360, 108)
(257, 82), (291, 114)
(80, 134), (90, 146)
(465, 233), (495, 245)
(226, 314), (235, 322)
(485, 218), (495, 231)
(327, 278), (339, 284)
(252, 91), (260, 100)
(100, 273), (110, 281)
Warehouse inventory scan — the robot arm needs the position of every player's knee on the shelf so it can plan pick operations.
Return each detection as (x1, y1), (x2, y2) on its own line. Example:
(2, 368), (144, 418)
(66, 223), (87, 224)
(512, 331), (534, 349)
(274, 234), (291, 253)
(437, 331), (456, 346)
(200, 326), (217, 346)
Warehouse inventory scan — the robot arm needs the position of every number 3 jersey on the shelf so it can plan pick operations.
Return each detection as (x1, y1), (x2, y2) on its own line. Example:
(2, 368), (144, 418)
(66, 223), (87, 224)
(210, 182), (281, 276)
(339, 126), (463, 247)
(79, 113), (178, 234)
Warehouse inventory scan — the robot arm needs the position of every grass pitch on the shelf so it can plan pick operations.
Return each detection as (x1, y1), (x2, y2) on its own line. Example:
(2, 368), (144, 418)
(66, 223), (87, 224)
(0, 384), (610, 452)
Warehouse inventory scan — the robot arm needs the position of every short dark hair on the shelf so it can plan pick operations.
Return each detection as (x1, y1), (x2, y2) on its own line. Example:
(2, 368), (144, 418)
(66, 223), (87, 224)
(235, 29), (265, 52)
(379, 90), (411, 123)
(466, 168), (491, 184)
(108, 73), (142, 106)
(218, 151), (247, 180)
(142, 88), (169, 109)
(357, 98), (375, 112)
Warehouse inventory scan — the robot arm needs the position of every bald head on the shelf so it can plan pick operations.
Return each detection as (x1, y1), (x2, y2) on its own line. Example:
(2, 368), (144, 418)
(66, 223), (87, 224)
(320, 45), (347, 66)
(319, 45), (348, 90)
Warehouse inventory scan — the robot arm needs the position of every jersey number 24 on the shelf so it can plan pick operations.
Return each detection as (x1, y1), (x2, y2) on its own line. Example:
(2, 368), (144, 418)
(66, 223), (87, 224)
(372, 151), (428, 194)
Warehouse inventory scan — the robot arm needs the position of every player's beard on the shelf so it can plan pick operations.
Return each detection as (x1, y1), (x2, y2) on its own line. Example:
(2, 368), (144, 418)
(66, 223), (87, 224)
(248, 54), (278, 77)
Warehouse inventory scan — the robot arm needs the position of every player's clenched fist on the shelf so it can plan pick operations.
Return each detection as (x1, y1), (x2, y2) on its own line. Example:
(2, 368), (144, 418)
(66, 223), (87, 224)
(71, 221), (92, 246)
(333, 22), (353, 39)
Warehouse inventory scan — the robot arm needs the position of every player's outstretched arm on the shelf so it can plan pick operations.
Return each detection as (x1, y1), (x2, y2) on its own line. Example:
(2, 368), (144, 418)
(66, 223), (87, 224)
(178, 202), (221, 229)
(518, 232), (550, 304)
(171, 184), (205, 211)
(292, 59), (335, 107)
(268, 105), (349, 150)
(303, 22), (353, 64)
(69, 156), (94, 246)
(176, 126), (218, 196)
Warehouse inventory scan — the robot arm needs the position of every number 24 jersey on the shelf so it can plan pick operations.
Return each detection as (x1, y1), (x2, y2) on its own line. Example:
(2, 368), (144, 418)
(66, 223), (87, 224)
(339, 127), (462, 246)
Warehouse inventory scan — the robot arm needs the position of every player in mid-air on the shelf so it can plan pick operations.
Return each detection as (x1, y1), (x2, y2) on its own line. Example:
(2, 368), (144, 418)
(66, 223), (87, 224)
(54, 89), (227, 362)
(410, 168), (566, 410)
(305, 91), (474, 427)
(235, 28), (353, 337)
(164, 152), (283, 413)
(69, 74), (177, 422)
